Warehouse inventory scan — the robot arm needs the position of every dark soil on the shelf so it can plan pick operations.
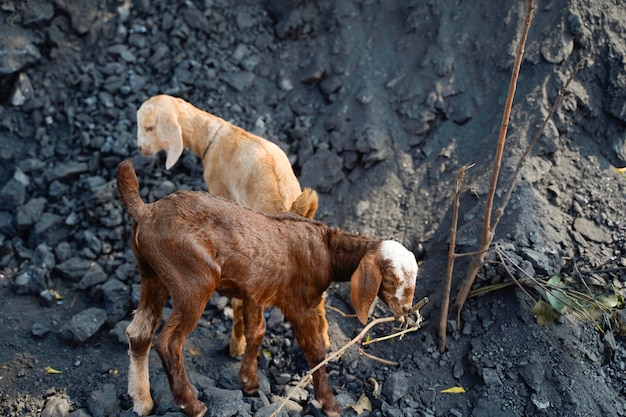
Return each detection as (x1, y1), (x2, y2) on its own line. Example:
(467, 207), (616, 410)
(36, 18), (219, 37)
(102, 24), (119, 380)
(1, 1), (625, 416)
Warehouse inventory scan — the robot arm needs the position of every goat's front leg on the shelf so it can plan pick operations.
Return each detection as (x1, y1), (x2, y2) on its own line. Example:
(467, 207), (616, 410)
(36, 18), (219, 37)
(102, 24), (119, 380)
(238, 301), (265, 394)
(126, 276), (169, 416)
(289, 310), (341, 417)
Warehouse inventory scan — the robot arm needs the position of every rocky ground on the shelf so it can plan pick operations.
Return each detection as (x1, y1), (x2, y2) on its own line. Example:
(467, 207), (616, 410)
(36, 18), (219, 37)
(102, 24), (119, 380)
(1, 0), (625, 416)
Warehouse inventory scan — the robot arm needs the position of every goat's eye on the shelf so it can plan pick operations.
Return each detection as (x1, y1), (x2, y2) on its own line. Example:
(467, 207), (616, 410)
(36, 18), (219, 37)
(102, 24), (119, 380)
(384, 278), (393, 285)
(145, 126), (154, 132)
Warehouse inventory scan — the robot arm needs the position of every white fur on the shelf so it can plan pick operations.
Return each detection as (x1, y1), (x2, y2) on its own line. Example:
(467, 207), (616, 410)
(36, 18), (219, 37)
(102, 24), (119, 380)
(380, 240), (418, 301)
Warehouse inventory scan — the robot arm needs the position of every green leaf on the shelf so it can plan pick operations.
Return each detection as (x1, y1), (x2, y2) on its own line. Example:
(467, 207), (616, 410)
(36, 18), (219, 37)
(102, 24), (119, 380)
(545, 275), (574, 314)
(530, 299), (561, 325)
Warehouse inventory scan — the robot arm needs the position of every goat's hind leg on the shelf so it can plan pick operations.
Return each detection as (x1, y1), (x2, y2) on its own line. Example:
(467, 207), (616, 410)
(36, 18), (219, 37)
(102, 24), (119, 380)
(155, 284), (214, 417)
(289, 310), (341, 417)
(126, 276), (169, 416)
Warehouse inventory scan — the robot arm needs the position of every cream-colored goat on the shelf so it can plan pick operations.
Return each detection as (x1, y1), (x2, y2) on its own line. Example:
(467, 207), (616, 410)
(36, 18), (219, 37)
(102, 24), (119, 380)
(136, 94), (328, 356)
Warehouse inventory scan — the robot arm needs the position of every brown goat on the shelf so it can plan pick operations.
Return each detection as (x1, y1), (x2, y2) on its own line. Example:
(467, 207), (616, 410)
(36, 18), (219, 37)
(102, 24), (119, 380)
(117, 159), (418, 417)
(136, 94), (325, 356)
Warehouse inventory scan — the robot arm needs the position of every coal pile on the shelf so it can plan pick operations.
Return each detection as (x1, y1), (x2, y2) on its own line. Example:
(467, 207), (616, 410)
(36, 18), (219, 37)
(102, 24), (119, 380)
(1, 1), (626, 417)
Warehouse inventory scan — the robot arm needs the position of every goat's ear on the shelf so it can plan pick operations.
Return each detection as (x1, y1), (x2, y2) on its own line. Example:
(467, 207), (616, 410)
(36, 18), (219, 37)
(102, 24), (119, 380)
(156, 107), (184, 170)
(350, 252), (383, 325)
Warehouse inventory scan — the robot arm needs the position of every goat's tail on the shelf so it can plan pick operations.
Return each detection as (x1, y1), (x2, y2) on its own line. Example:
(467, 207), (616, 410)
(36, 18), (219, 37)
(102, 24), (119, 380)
(117, 159), (147, 221)
(289, 187), (318, 219)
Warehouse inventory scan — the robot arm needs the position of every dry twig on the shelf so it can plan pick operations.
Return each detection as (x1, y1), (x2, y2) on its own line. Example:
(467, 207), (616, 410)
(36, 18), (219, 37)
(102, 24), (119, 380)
(453, 0), (537, 326)
(269, 297), (428, 417)
(439, 164), (472, 352)
(357, 348), (399, 366)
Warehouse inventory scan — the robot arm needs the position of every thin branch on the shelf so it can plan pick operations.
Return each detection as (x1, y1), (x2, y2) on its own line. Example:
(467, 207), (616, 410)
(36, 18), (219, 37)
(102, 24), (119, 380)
(357, 348), (400, 366)
(362, 325), (420, 345)
(453, 248), (492, 258)
(439, 164), (471, 352)
(495, 247), (537, 303)
(270, 298), (428, 416)
(453, 0), (536, 325)
(327, 305), (357, 318)
(491, 57), (586, 231)
(269, 316), (395, 417)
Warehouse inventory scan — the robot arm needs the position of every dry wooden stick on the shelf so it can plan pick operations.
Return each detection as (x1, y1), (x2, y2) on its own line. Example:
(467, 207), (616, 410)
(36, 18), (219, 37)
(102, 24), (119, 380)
(490, 56), (586, 232)
(362, 324), (420, 345)
(270, 297), (428, 417)
(453, 0), (536, 326)
(269, 316), (395, 417)
(455, 58), (584, 313)
(453, 56), (585, 327)
(357, 348), (399, 366)
(327, 305), (357, 318)
(438, 164), (471, 352)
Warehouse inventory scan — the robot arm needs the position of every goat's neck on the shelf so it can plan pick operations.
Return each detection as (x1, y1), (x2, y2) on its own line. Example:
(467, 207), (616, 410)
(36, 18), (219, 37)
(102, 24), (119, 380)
(327, 227), (378, 282)
(179, 104), (227, 159)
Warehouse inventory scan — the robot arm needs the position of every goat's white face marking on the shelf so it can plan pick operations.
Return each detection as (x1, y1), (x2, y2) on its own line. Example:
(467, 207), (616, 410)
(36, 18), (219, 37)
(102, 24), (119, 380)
(380, 240), (418, 303)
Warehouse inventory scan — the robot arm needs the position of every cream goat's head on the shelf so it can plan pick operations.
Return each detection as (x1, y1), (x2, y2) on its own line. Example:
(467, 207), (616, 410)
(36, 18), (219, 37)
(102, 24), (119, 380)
(377, 240), (418, 320)
(136, 96), (185, 170)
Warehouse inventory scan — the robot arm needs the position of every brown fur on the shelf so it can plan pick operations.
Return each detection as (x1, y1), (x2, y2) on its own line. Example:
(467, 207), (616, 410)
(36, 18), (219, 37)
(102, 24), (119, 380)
(117, 160), (417, 417)
(136, 94), (325, 356)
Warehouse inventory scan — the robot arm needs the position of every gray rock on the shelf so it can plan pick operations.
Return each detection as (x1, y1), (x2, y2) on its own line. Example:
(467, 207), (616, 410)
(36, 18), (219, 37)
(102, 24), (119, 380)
(102, 278), (130, 325)
(32, 243), (55, 269)
(16, 197), (47, 232)
(265, 307), (284, 330)
(253, 399), (301, 417)
(152, 180), (177, 200)
(22, 0), (55, 26)
(32, 322), (51, 338)
(41, 395), (71, 417)
(203, 386), (245, 417)
(0, 211), (16, 236)
(0, 26), (41, 75)
(222, 71), (256, 92)
(520, 247), (553, 276)
(300, 148), (345, 193)
(183, 6), (209, 33)
(54, 242), (73, 262)
(55, 257), (102, 282)
(0, 178), (27, 210)
(59, 307), (107, 345)
(382, 371), (409, 404)
(540, 26), (574, 64)
(573, 217), (613, 244)
(110, 320), (130, 344)
(87, 383), (120, 417)
(10, 72), (35, 106)
(45, 162), (90, 182)
(481, 367), (502, 386)
(54, 0), (99, 35)
(152, 372), (179, 414)
(39, 289), (58, 307)
(189, 370), (216, 393)
(12, 265), (50, 295)
(355, 127), (391, 167)
(76, 268), (108, 290)
(30, 212), (68, 247)
(472, 396), (517, 417)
